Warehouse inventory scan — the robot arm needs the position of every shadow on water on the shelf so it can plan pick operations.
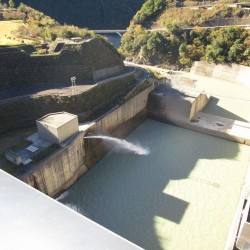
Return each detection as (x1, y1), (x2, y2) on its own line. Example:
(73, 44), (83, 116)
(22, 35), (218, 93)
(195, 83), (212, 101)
(59, 120), (240, 250)
(203, 97), (248, 122)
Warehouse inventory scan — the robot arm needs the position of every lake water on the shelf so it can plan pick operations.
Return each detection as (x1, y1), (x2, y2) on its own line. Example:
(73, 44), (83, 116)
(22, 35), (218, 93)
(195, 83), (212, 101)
(59, 119), (250, 250)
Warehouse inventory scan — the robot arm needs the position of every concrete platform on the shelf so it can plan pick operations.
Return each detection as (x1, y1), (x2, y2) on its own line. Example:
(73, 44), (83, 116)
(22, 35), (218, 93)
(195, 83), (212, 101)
(189, 112), (250, 145)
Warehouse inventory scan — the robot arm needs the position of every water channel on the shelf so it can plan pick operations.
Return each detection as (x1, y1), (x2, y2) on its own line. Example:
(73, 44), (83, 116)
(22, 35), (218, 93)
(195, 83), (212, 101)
(58, 119), (250, 250)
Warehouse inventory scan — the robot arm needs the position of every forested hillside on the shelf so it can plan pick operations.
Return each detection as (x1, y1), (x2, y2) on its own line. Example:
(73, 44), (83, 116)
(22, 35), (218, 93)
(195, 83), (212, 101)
(120, 24), (250, 68)
(120, 0), (250, 68)
(4, 0), (145, 29)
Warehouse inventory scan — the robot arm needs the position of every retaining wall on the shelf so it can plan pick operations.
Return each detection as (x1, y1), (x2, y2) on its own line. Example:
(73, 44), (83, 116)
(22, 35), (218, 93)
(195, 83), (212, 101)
(190, 61), (250, 87)
(0, 38), (124, 88)
(84, 84), (154, 167)
(21, 132), (87, 197)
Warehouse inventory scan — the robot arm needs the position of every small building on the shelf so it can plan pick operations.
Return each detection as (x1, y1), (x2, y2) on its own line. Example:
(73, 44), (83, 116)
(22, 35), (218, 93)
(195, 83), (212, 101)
(36, 112), (79, 144)
(5, 150), (22, 165)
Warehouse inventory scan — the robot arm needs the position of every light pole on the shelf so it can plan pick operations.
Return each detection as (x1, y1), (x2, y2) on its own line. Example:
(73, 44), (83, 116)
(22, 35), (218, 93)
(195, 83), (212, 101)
(71, 76), (76, 94)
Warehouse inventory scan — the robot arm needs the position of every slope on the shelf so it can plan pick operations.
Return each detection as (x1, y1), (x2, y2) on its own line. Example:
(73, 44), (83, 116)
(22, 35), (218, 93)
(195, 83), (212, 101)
(7, 0), (145, 29)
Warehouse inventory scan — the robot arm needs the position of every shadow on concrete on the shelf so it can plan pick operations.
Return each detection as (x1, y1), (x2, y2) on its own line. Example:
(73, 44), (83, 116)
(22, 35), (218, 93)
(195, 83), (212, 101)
(59, 119), (240, 250)
(202, 97), (248, 122)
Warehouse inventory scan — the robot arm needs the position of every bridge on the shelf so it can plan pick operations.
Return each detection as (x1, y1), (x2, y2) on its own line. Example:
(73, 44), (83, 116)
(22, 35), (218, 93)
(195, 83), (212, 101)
(93, 30), (126, 37)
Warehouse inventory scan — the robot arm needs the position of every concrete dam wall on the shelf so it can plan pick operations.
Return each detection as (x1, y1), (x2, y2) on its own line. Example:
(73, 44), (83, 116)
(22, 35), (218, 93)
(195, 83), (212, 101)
(191, 61), (250, 87)
(22, 132), (87, 197)
(21, 84), (154, 197)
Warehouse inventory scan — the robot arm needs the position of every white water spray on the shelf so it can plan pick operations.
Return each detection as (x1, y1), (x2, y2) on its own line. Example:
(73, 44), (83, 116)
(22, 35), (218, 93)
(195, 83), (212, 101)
(85, 135), (150, 155)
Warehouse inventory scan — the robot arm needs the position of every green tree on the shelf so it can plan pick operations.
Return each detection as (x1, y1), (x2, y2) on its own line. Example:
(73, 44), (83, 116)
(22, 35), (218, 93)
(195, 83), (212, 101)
(18, 3), (26, 12)
(228, 41), (246, 63)
(8, 0), (15, 8)
(139, 32), (169, 63)
(133, 0), (166, 26)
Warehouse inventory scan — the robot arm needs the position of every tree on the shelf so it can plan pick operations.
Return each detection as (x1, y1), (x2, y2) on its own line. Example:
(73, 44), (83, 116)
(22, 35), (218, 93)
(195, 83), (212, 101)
(18, 3), (26, 12)
(228, 42), (246, 63)
(133, 0), (166, 25)
(9, 0), (15, 8)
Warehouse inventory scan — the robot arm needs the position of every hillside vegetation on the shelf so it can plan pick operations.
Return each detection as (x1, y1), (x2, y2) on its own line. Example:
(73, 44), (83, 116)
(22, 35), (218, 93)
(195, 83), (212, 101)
(120, 24), (250, 67)
(156, 5), (250, 28)
(132, 0), (250, 27)
(120, 0), (250, 68)
(2, 0), (145, 29)
(0, 4), (96, 44)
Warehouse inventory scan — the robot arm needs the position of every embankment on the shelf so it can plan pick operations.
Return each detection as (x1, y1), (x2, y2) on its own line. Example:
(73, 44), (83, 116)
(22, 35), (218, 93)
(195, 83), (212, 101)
(0, 37), (124, 89)
(0, 75), (135, 133)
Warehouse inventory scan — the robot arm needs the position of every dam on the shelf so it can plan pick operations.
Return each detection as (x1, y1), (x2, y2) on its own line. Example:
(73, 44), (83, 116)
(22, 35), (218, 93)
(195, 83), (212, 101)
(1, 61), (250, 249)
(54, 63), (250, 250)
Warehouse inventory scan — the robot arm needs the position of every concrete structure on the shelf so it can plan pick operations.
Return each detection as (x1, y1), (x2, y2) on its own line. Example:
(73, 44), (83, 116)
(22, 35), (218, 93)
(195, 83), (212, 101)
(0, 170), (142, 250)
(188, 112), (250, 146)
(147, 84), (210, 125)
(5, 150), (22, 165)
(21, 84), (154, 197)
(22, 132), (86, 197)
(236, 199), (250, 250)
(190, 61), (250, 87)
(147, 84), (250, 146)
(36, 112), (79, 144)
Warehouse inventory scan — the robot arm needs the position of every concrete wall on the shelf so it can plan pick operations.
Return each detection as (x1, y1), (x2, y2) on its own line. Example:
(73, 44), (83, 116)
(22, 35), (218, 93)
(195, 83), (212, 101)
(84, 84), (154, 167)
(147, 85), (210, 126)
(147, 91), (193, 125)
(189, 93), (211, 121)
(21, 132), (87, 197)
(93, 65), (124, 82)
(191, 61), (250, 87)
(57, 118), (79, 144)
(36, 122), (59, 144)
(21, 84), (154, 197)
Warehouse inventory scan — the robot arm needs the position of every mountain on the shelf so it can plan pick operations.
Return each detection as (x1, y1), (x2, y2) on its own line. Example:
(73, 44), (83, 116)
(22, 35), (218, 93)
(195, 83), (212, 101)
(10, 0), (145, 29)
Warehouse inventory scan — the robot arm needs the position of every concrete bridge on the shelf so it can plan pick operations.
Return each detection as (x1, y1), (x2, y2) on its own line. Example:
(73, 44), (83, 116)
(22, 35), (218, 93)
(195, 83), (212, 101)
(93, 30), (126, 37)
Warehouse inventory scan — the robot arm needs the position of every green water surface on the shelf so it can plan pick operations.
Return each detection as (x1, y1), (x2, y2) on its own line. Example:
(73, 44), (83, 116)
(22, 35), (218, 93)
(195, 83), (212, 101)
(60, 120), (250, 250)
